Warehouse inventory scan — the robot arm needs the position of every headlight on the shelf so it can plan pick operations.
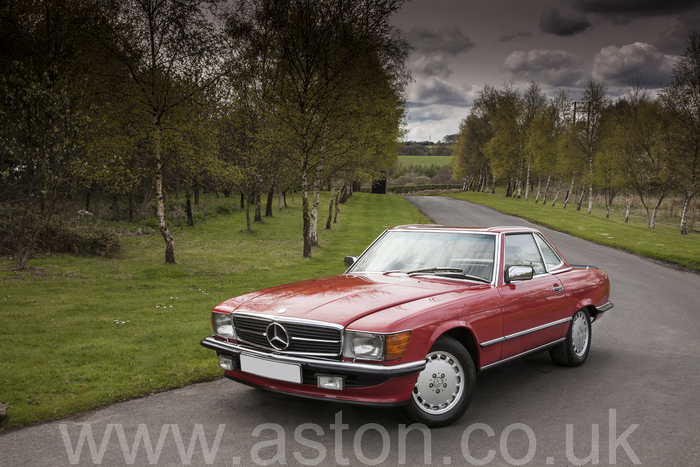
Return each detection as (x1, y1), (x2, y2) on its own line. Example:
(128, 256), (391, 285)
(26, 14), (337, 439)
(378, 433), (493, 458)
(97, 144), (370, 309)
(212, 312), (236, 339)
(343, 330), (411, 361)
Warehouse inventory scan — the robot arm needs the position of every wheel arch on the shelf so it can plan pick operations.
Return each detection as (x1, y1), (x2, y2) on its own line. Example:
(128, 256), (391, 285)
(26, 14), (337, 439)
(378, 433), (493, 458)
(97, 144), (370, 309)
(439, 326), (479, 370)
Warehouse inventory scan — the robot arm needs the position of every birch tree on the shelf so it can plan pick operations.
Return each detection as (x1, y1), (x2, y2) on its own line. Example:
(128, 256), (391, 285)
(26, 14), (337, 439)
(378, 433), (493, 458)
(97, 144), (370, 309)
(232, 0), (407, 257)
(660, 31), (700, 235)
(98, 0), (225, 263)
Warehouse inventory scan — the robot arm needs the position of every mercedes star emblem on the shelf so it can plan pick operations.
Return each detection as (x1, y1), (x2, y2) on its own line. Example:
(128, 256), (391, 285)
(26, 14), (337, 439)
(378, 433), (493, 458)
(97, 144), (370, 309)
(265, 322), (290, 350)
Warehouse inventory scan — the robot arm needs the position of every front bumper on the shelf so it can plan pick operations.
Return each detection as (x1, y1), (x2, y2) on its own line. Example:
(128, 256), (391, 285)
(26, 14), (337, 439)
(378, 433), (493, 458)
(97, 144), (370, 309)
(200, 336), (426, 379)
(200, 336), (425, 405)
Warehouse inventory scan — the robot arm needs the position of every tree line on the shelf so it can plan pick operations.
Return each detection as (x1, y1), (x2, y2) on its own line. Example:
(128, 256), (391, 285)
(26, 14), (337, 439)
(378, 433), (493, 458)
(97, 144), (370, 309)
(0, 0), (409, 268)
(452, 32), (700, 235)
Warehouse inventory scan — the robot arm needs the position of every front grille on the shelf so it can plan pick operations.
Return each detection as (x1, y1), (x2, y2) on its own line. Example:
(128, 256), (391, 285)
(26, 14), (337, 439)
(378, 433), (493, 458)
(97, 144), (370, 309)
(233, 315), (342, 356)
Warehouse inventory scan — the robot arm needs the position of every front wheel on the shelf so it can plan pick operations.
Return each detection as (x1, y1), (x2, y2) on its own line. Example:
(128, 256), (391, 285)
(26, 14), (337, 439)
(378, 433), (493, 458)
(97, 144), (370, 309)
(401, 336), (476, 427)
(550, 308), (591, 367)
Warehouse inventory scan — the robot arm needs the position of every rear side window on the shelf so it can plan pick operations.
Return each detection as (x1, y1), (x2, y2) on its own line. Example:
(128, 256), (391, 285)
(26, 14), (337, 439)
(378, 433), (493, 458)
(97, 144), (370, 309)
(535, 234), (563, 271)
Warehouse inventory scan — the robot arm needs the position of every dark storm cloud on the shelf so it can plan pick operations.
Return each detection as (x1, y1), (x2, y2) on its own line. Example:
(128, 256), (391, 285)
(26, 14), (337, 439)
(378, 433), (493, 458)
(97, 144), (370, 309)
(539, 6), (593, 36)
(412, 54), (453, 78)
(405, 26), (475, 55)
(499, 30), (533, 43)
(655, 11), (700, 53)
(572, 0), (700, 17)
(503, 49), (584, 86)
(592, 42), (675, 87)
(411, 78), (470, 107)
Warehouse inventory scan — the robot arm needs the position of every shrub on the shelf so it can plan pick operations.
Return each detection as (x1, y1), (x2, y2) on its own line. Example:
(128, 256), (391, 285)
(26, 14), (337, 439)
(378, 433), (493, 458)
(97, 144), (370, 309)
(0, 210), (122, 258)
(38, 219), (121, 256)
(215, 204), (237, 215)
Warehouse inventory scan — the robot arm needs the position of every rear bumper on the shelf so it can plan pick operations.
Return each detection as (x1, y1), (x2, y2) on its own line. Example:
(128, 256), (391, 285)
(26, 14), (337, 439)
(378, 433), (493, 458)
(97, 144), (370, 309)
(592, 301), (614, 322)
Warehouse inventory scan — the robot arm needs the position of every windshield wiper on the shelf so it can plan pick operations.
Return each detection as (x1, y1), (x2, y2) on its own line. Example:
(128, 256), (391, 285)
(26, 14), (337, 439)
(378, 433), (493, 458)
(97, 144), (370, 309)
(406, 267), (465, 276)
(406, 267), (491, 283)
(432, 272), (491, 283)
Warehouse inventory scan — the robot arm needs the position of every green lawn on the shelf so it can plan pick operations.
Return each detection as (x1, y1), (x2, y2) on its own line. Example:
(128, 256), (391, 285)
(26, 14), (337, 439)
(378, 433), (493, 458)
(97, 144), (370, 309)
(447, 191), (700, 272)
(397, 155), (452, 166)
(0, 192), (429, 430)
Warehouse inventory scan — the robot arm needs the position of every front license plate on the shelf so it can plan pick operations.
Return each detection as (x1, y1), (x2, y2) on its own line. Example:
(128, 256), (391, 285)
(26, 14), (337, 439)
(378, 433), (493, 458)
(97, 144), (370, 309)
(240, 354), (303, 384)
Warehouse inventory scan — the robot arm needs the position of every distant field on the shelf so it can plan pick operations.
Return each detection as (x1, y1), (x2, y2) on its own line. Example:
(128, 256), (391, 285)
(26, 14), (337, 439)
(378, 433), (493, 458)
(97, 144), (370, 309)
(397, 155), (452, 166)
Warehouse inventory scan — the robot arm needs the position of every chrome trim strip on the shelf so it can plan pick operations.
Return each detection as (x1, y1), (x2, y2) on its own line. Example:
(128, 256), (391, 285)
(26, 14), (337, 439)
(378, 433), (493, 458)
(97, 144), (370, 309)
(291, 336), (340, 343)
(504, 317), (572, 340)
(551, 267), (572, 275)
(232, 312), (345, 331)
(201, 336), (426, 374)
(534, 233), (564, 272)
(596, 301), (614, 313)
(480, 317), (572, 348)
(480, 338), (566, 370)
(480, 337), (506, 347)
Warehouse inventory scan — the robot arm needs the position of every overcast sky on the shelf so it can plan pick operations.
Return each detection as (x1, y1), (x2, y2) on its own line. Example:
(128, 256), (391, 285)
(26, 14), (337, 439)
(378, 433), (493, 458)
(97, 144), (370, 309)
(391, 0), (700, 142)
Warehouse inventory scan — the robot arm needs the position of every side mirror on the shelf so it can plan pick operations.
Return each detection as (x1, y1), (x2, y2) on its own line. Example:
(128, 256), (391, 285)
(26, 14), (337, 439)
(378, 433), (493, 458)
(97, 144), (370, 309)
(505, 265), (534, 283)
(344, 255), (358, 268)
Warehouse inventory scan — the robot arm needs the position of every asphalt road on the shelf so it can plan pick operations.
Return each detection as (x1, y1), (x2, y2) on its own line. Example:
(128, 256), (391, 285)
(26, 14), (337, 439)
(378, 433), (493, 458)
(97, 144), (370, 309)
(1, 196), (699, 467)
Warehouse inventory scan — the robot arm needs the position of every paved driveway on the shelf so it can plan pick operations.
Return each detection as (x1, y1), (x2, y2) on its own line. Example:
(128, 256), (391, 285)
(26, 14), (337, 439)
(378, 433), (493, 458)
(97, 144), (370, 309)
(1, 195), (698, 466)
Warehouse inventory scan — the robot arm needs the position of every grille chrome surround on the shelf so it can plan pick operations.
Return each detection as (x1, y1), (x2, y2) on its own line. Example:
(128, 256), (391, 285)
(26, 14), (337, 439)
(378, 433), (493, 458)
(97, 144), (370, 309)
(232, 313), (343, 356)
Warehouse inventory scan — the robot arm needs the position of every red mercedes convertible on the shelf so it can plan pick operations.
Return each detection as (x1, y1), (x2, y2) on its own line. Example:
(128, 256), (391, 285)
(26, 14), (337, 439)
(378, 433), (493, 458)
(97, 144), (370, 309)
(201, 225), (613, 427)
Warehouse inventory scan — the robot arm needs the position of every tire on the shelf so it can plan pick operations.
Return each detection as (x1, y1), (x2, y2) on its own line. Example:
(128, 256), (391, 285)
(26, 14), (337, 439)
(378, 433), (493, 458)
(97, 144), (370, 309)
(550, 308), (591, 367)
(401, 335), (476, 427)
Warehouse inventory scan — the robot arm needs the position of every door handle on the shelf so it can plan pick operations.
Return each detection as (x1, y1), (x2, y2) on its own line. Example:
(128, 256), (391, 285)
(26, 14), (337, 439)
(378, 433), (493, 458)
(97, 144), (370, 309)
(553, 285), (564, 292)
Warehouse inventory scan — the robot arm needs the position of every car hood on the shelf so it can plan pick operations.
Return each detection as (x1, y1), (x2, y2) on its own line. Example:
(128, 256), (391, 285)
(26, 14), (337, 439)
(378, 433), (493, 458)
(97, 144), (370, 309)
(215, 274), (488, 327)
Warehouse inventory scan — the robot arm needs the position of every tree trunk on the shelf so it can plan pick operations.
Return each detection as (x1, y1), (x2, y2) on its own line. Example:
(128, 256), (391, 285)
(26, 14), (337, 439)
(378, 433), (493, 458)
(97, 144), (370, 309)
(301, 157), (311, 257)
(194, 178), (200, 205)
(245, 196), (252, 232)
(278, 184), (282, 210)
(680, 189), (692, 235)
(563, 178), (575, 209)
(240, 191), (245, 210)
(624, 187), (630, 223)
(310, 156), (324, 247)
(334, 181), (341, 223)
(587, 184), (593, 214)
(524, 162), (531, 201)
(326, 180), (334, 230)
(265, 181), (275, 217)
(154, 118), (175, 264)
(542, 173), (551, 205)
(551, 180), (561, 206)
(186, 198), (194, 226)
(534, 175), (541, 203)
(128, 191), (134, 222)
(576, 183), (586, 211)
(650, 188), (666, 228)
(254, 191), (262, 222)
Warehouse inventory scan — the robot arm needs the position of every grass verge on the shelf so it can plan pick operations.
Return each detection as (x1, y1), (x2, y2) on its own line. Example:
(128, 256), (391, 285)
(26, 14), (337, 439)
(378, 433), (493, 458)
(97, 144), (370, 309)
(0, 192), (428, 430)
(446, 191), (700, 272)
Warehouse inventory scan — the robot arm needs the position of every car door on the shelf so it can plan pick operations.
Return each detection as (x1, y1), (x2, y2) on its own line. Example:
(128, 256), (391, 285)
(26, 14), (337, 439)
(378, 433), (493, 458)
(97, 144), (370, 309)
(497, 233), (571, 360)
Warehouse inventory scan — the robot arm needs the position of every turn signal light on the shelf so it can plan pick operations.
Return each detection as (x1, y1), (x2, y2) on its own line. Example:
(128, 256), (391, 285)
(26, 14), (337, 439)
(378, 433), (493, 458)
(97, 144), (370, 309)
(385, 331), (411, 360)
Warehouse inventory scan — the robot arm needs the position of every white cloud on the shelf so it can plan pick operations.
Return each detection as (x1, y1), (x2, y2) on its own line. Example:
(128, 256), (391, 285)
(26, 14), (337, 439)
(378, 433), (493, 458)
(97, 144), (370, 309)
(410, 54), (453, 78)
(592, 42), (676, 87)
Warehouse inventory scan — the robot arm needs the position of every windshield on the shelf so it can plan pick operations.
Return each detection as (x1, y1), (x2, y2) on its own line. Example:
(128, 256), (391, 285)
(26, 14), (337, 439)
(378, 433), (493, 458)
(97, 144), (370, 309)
(350, 231), (496, 282)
